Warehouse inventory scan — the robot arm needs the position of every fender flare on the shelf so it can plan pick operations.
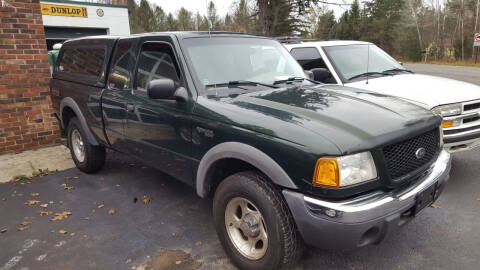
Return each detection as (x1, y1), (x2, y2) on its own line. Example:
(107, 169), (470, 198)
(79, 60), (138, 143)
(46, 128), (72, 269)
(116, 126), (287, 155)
(196, 142), (298, 198)
(60, 97), (99, 146)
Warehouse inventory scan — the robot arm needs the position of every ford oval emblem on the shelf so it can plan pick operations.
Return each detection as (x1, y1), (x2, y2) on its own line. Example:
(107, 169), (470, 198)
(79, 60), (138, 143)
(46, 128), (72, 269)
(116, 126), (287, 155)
(415, 148), (426, 159)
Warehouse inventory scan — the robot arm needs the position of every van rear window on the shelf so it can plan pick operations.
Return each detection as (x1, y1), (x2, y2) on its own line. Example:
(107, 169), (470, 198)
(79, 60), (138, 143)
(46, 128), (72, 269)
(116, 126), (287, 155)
(58, 46), (106, 78)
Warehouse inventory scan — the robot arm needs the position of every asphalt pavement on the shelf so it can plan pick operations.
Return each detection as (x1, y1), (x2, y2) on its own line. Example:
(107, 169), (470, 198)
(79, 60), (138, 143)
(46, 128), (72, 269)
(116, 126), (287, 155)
(406, 63), (480, 85)
(1, 64), (480, 270)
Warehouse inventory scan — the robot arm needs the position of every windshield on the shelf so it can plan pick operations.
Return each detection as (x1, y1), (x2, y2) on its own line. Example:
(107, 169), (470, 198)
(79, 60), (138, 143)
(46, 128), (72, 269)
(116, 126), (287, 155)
(323, 45), (405, 82)
(182, 37), (307, 92)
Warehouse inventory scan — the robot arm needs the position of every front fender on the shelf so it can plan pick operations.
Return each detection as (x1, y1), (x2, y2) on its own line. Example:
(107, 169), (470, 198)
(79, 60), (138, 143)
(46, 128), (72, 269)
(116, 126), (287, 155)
(196, 141), (298, 198)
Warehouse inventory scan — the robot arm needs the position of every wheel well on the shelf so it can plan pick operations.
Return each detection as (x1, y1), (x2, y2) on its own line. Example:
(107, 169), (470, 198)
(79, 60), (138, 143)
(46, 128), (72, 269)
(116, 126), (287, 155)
(204, 158), (259, 197)
(62, 106), (76, 130)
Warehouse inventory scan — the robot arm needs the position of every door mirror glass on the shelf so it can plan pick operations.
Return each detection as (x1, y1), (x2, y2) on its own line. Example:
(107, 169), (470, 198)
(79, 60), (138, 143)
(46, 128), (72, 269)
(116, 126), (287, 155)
(310, 68), (331, 82)
(147, 78), (176, 99)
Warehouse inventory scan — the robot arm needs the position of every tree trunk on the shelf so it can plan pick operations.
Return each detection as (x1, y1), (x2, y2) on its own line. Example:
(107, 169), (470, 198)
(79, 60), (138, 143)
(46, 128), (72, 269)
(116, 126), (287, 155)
(408, 0), (423, 53)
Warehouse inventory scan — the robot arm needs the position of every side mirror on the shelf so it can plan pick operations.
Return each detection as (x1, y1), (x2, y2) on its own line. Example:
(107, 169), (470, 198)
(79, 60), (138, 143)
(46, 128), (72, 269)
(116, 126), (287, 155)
(398, 61), (404, 66)
(304, 70), (314, 80)
(310, 68), (331, 82)
(147, 79), (188, 102)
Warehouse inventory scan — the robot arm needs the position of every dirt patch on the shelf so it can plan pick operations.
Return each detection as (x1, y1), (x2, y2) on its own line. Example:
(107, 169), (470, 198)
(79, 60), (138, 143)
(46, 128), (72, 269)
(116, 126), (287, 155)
(145, 250), (201, 270)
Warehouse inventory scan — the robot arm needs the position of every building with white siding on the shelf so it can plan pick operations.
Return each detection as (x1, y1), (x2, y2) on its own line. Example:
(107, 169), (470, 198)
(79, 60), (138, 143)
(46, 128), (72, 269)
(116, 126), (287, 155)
(40, 0), (130, 49)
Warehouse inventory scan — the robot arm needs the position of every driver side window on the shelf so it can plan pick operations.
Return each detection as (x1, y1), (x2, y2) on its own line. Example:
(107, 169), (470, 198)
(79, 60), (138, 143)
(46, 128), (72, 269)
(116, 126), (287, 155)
(290, 47), (336, 83)
(135, 42), (181, 92)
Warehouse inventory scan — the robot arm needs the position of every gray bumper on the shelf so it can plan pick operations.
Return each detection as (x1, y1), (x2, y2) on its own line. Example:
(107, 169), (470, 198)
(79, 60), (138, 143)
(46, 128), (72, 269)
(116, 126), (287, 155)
(283, 150), (452, 250)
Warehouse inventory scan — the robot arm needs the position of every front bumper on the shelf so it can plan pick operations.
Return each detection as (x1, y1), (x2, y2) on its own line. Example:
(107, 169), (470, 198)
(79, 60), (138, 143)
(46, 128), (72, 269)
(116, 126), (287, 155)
(444, 131), (480, 152)
(283, 150), (452, 250)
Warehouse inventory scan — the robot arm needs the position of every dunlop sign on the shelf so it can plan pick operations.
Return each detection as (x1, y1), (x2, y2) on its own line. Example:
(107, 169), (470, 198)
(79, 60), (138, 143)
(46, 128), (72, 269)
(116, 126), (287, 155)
(41, 3), (88, 18)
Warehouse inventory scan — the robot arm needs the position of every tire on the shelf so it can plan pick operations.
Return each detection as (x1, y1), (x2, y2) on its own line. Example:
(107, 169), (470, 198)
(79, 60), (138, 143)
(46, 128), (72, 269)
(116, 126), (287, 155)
(67, 117), (105, 173)
(213, 171), (303, 270)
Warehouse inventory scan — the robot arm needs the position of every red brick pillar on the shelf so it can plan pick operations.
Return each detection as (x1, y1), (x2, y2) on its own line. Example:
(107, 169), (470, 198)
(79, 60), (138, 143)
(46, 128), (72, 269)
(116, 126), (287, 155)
(0, 0), (60, 154)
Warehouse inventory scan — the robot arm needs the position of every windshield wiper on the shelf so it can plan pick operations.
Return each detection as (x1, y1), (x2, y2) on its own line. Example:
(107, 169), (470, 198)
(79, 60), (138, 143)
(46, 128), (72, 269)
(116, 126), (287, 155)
(348, 72), (387, 81)
(382, 68), (414, 74)
(206, 80), (279, 89)
(273, 77), (319, 85)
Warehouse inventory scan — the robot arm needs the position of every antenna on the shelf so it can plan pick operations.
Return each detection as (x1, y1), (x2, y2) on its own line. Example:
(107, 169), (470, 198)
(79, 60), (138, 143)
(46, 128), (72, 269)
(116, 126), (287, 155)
(366, 43), (370, 85)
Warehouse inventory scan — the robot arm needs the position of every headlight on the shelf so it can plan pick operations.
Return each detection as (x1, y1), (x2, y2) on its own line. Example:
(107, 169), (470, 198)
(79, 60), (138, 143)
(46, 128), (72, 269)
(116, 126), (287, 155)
(432, 104), (462, 117)
(313, 152), (377, 188)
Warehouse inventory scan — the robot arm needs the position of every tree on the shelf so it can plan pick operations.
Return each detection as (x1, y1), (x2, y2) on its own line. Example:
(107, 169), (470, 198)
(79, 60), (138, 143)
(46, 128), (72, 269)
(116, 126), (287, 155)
(315, 9), (336, 39)
(177, 7), (194, 31)
(207, 1), (221, 30)
(255, 0), (299, 36)
(233, 0), (252, 32)
(165, 12), (178, 31)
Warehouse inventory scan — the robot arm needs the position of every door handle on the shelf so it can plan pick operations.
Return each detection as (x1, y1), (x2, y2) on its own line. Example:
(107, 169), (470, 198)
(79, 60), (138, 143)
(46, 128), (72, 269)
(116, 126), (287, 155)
(126, 104), (135, 112)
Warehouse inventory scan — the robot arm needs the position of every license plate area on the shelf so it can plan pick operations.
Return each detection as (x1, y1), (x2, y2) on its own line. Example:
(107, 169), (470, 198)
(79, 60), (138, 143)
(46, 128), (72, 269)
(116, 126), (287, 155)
(412, 183), (437, 216)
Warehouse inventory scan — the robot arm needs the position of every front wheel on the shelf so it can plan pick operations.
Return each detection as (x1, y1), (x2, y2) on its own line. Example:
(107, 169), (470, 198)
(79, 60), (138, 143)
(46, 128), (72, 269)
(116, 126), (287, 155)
(213, 171), (303, 270)
(67, 117), (105, 173)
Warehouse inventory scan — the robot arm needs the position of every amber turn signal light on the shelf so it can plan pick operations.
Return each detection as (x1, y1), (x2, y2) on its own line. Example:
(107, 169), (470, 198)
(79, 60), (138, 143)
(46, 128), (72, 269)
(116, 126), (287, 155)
(313, 158), (340, 188)
(441, 120), (453, 128)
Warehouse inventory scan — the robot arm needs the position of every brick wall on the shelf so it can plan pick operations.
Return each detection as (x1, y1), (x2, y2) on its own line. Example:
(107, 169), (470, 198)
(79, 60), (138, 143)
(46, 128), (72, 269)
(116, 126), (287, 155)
(0, 0), (60, 154)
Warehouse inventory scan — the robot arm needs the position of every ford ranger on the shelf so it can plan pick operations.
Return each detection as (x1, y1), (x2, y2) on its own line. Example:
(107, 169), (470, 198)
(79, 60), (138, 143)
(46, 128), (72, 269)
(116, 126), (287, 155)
(50, 32), (452, 270)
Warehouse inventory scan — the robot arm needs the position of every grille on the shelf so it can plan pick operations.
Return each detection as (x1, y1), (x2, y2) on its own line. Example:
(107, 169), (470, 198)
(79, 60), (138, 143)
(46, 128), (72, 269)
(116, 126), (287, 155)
(464, 102), (480, 111)
(383, 129), (440, 180)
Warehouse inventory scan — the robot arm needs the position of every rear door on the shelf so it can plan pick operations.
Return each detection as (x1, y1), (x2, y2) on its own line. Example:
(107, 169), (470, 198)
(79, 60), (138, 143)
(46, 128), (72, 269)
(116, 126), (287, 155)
(102, 38), (138, 151)
(123, 36), (195, 185)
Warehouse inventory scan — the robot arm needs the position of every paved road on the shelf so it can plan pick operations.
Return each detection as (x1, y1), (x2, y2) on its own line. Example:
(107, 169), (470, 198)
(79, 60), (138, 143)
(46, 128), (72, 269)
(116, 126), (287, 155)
(1, 148), (480, 270)
(406, 64), (480, 85)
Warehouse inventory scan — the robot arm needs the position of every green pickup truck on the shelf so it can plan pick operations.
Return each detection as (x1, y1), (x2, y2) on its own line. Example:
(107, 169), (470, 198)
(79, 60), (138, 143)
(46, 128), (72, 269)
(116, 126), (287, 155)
(50, 32), (452, 270)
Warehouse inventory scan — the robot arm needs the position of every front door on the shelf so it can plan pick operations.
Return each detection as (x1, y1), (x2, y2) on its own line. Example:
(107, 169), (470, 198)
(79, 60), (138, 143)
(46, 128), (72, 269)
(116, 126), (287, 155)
(102, 38), (137, 151)
(124, 38), (194, 185)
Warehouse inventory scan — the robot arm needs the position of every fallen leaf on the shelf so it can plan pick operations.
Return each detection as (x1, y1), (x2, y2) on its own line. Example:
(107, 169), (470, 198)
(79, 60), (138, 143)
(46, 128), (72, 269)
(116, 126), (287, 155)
(61, 184), (66, 187)
(431, 204), (440, 209)
(64, 176), (72, 180)
(195, 241), (203, 246)
(40, 211), (52, 216)
(70, 233), (75, 236)
(172, 233), (180, 238)
(115, 184), (120, 187)
(40, 203), (48, 208)
(176, 261), (182, 265)
(50, 211), (72, 221)
(20, 221), (31, 226)
(142, 196), (151, 204)
(17, 226), (29, 231)
(0, 228), (6, 233)
(31, 193), (40, 197)
(98, 204), (104, 209)
(59, 229), (68, 234)
(16, 193), (23, 197)
(108, 209), (116, 215)
(64, 186), (74, 191)
(125, 259), (132, 264)
(24, 200), (40, 206)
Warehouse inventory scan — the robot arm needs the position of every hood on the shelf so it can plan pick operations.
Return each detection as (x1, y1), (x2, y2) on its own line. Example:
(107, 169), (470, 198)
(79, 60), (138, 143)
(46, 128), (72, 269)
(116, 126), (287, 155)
(346, 74), (480, 109)
(196, 84), (440, 155)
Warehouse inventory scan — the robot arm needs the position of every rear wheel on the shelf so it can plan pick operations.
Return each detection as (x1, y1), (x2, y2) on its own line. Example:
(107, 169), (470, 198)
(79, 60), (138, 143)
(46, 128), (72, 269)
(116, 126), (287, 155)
(213, 171), (303, 270)
(67, 117), (105, 173)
